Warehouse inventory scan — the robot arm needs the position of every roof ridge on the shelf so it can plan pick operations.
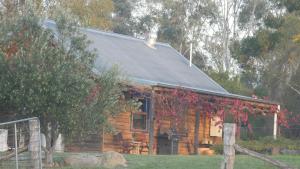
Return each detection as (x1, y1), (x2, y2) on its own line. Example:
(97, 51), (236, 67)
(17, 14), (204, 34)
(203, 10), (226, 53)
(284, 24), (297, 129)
(44, 19), (171, 47)
(83, 27), (171, 47)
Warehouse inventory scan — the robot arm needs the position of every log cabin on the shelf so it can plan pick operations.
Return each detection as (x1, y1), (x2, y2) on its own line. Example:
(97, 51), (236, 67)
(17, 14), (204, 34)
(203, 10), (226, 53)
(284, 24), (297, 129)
(44, 21), (280, 155)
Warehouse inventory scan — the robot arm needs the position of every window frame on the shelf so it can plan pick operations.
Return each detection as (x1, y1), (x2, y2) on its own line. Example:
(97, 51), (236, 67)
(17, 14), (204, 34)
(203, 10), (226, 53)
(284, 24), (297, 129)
(130, 97), (150, 132)
(131, 111), (148, 132)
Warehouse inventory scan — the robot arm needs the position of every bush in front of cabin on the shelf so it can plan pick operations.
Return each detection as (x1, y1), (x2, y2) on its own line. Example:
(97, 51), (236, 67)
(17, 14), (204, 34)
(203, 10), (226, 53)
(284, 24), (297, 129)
(211, 136), (300, 155)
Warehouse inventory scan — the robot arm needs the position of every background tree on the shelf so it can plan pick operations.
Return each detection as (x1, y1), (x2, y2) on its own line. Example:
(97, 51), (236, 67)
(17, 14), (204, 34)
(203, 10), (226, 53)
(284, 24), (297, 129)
(157, 0), (218, 55)
(6, 0), (299, 139)
(0, 6), (135, 166)
(56, 0), (114, 30)
(111, 0), (135, 35)
(230, 0), (300, 137)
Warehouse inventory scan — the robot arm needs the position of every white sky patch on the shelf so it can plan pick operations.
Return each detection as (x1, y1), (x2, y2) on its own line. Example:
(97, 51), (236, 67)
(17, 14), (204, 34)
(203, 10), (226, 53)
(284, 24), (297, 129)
(132, 0), (163, 18)
(131, 0), (244, 74)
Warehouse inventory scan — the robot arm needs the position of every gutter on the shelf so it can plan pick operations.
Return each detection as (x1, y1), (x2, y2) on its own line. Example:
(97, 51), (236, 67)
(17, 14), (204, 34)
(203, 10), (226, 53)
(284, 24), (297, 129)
(130, 77), (278, 105)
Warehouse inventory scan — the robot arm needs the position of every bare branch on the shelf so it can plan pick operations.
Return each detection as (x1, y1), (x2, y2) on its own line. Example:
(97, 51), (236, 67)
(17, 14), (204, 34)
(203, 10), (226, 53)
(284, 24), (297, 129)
(287, 83), (300, 96)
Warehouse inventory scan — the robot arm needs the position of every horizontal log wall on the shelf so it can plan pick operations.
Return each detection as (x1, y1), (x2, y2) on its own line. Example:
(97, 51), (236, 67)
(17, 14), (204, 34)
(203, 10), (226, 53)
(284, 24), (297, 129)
(103, 109), (215, 155)
(105, 112), (131, 152)
(66, 110), (220, 154)
(65, 86), (276, 154)
(177, 110), (212, 155)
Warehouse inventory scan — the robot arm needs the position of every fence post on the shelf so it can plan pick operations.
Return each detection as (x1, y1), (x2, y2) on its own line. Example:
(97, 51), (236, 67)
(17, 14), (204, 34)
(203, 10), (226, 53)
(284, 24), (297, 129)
(14, 123), (19, 169)
(29, 119), (40, 169)
(221, 123), (236, 169)
(273, 105), (280, 140)
(0, 129), (8, 152)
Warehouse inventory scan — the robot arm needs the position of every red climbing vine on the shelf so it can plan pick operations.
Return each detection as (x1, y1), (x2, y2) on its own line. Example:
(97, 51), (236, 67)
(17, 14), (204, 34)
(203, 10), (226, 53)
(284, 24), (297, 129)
(154, 87), (294, 136)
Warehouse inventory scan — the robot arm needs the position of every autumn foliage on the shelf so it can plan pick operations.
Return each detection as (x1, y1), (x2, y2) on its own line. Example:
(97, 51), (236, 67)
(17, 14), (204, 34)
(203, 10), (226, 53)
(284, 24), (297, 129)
(154, 87), (294, 136)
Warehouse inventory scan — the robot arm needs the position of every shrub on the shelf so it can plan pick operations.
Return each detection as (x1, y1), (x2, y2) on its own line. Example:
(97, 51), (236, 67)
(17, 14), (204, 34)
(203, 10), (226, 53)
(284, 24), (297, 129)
(238, 136), (300, 153)
(211, 144), (223, 154)
(211, 136), (300, 154)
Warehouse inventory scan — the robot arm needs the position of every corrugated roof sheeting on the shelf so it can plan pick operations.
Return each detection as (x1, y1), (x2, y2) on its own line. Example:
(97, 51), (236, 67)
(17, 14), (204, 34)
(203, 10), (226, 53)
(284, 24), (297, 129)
(83, 28), (229, 94)
(43, 20), (277, 105)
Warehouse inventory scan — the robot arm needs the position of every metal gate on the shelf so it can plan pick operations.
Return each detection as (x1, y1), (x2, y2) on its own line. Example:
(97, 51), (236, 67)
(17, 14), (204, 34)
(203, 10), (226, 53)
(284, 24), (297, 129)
(0, 117), (42, 169)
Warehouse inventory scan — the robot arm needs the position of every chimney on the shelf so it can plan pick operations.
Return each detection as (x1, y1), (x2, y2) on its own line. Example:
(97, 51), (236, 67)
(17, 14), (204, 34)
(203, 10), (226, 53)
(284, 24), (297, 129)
(189, 43), (193, 67)
(146, 32), (157, 49)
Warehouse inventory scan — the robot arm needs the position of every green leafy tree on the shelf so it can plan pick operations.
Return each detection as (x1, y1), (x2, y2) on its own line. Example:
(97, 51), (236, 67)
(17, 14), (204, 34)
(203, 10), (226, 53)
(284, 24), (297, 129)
(231, 0), (300, 137)
(112, 0), (135, 35)
(55, 0), (114, 30)
(208, 71), (252, 96)
(0, 6), (134, 165)
(233, 12), (300, 99)
(49, 0), (137, 34)
(271, 0), (300, 13)
(157, 0), (217, 53)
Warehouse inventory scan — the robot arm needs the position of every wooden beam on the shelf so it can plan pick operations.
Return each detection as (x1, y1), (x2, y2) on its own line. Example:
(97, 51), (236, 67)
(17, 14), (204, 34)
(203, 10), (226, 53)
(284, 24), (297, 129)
(194, 112), (200, 155)
(148, 90), (155, 155)
(0, 147), (27, 161)
(203, 112), (206, 143)
(234, 144), (294, 169)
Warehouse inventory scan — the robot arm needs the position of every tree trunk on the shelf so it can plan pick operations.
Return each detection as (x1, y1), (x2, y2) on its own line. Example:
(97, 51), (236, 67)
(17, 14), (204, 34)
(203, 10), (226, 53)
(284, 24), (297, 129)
(45, 150), (53, 166)
(44, 121), (59, 167)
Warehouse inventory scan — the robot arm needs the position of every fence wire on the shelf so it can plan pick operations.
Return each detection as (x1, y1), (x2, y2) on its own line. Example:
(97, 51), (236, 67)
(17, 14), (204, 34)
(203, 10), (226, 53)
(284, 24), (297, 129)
(0, 118), (42, 169)
(236, 126), (300, 169)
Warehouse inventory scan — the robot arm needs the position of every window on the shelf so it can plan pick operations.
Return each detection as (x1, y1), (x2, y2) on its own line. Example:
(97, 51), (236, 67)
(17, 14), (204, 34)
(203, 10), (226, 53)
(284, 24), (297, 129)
(132, 113), (147, 130)
(131, 98), (150, 131)
(139, 98), (149, 113)
(210, 116), (222, 137)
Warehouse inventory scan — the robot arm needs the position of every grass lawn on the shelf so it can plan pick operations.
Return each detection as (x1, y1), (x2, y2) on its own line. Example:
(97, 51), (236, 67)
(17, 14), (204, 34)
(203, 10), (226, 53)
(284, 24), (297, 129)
(52, 153), (300, 169)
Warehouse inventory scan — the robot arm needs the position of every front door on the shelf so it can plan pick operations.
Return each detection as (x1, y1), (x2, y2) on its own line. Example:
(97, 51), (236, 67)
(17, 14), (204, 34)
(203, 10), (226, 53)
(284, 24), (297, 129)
(157, 133), (178, 155)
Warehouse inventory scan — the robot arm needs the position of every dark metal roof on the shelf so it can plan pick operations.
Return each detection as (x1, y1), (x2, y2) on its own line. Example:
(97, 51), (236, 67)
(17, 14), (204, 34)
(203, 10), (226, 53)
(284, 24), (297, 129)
(83, 28), (229, 94)
(44, 20), (278, 105)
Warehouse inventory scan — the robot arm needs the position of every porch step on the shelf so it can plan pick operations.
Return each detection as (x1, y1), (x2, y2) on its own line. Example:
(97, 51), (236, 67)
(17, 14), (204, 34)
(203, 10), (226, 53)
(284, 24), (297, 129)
(198, 148), (215, 156)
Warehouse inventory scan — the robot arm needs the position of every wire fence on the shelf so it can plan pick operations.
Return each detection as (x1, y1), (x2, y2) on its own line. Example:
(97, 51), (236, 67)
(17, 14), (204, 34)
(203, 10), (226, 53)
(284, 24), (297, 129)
(239, 126), (300, 140)
(0, 117), (42, 169)
(1, 117), (298, 169)
(223, 125), (300, 168)
(222, 123), (300, 169)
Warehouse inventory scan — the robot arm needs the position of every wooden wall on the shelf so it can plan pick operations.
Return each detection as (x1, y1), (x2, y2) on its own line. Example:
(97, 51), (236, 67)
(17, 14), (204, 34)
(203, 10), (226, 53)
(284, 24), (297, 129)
(103, 111), (149, 153)
(103, 108), (218, 155)
(66, 86), (276, 154)
(65, 134), (101, 152)
(177, 110), (216, 155)
(103, 111), (131, 152)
